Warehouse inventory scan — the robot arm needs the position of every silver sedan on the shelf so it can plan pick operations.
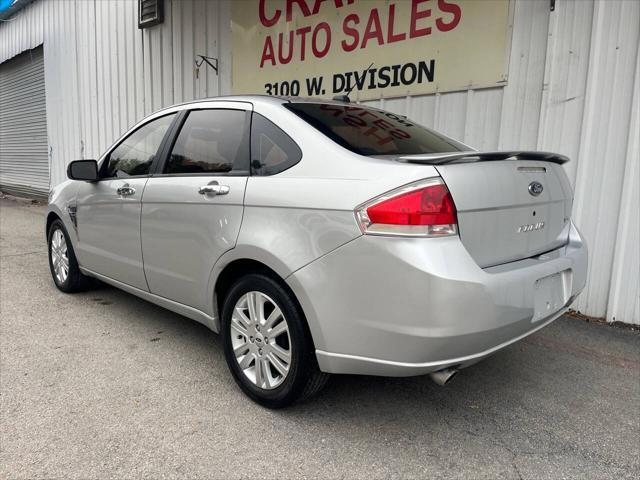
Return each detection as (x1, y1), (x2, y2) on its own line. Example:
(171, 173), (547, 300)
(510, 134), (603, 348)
(46, 96), (588, 408)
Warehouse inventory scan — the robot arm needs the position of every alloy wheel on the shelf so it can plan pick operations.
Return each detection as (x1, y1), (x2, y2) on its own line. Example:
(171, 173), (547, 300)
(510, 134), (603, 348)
(230, 291), (292, 390)
(50, 229), (69, 284)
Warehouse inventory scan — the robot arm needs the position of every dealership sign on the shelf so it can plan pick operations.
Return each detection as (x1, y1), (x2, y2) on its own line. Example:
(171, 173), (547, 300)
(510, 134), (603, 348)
(231, 0), (512, 101)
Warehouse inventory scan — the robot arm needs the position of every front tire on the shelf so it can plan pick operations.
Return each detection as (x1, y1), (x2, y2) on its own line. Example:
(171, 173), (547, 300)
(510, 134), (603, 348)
(221, 273), (329, 408)
(47, 219), (89, 293)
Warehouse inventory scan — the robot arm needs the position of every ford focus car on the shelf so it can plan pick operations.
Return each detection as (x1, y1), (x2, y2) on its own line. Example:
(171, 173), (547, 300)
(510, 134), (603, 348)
(46, 96), (588, 408)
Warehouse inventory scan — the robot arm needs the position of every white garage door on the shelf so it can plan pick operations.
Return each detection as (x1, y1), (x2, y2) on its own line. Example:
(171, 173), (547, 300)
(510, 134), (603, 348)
(0, 46), (49, 197)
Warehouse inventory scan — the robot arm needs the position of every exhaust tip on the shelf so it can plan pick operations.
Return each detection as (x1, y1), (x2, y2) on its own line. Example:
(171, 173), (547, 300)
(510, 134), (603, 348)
(429, 368), (458, 386)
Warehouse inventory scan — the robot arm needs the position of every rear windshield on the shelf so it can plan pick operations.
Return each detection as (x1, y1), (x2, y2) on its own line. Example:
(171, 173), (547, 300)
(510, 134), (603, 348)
(284, 103), (468, 156)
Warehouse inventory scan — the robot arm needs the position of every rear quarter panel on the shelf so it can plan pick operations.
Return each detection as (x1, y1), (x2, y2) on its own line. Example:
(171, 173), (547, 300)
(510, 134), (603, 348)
(224, 102), (445, 281)
(238, 177), (363, 277)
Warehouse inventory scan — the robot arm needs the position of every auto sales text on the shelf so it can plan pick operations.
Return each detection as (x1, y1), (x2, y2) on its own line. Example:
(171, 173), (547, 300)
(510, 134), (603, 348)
(258, 0), (462, 68)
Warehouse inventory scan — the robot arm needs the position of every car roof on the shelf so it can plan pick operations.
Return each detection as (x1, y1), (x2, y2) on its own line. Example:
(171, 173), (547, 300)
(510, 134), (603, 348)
(168, 95), (354, 109)
(141, 95), (370, 127)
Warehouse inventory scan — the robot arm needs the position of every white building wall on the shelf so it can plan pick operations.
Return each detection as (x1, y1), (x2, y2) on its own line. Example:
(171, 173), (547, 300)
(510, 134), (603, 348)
(0, 0), (638, 324)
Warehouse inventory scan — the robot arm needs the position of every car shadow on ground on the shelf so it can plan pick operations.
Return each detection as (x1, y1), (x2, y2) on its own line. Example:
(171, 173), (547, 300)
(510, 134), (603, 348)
(82, 279), (576, 419)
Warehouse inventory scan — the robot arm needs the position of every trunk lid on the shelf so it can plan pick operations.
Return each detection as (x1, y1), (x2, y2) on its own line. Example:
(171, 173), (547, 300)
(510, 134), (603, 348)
(431, 159), (573, 267)
(370, 151), (568, 268)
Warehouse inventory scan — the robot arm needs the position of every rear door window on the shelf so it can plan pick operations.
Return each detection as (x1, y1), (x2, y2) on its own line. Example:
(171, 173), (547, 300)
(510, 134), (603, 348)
(164, 109), (250, 175)
(284, 103), (468, 156)
(250, 113), (302, 176)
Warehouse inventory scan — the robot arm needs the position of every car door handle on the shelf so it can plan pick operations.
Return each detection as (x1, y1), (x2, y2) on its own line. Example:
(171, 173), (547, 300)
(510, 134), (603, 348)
(198, 185), (230, 195)
(116, 185), (136, 196)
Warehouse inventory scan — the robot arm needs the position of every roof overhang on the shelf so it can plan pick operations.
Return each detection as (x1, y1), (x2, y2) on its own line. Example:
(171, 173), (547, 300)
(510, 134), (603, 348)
(0, 0), (36, 21)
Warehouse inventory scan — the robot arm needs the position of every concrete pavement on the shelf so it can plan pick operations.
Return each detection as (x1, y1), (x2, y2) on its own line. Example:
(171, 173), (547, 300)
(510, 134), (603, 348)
(1, 197), (639, 479)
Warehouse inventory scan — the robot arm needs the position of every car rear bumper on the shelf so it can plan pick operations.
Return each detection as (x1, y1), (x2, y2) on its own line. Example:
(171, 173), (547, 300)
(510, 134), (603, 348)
(286, 222), (588, 377)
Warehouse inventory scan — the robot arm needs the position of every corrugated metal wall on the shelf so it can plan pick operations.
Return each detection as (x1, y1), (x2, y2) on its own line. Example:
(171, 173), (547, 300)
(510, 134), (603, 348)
(607, 33), (639, 325)
(0, 0), (637, 324)
(0, 0), (232, 187)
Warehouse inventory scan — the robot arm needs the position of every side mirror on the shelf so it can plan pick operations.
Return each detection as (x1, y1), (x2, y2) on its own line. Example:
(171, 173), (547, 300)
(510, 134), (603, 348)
(67, 160), (98, 182)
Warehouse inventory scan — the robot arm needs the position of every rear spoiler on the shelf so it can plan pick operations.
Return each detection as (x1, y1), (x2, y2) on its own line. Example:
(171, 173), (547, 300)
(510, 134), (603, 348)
(395, 151), (569, 165)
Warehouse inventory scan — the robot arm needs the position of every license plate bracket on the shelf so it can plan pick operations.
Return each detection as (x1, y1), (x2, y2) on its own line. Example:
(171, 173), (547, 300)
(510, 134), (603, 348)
(533, 270), (572, 322)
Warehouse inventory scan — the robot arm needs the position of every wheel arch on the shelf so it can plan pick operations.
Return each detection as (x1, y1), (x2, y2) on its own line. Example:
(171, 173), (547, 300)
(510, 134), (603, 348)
(45, 211), (61, 238)
(45, 206), (79, 250)
(214, 258), (282, 315)
(211, 254), (319, 350)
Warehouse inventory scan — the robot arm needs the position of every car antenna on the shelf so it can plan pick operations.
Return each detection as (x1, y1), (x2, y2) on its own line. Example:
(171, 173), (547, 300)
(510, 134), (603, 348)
(333, 62), (374, 103)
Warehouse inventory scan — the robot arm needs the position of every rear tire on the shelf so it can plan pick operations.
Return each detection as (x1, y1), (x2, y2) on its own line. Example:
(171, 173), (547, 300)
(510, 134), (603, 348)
(47, 219), (90, 293)
(221, 273), (329, 408)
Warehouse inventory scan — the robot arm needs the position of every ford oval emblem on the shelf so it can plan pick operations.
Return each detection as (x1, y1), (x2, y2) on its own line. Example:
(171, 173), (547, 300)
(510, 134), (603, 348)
(528, 181), (544, 196)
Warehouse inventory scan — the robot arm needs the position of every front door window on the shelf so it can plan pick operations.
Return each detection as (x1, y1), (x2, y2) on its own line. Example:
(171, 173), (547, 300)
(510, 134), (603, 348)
(103, 113), (176, 178)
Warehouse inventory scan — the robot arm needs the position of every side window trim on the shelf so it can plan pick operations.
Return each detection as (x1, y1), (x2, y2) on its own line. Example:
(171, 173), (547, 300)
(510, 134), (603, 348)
(154, 107), (252, 177)
(98, 111), (179, 181)
(152, 110), (189, 175)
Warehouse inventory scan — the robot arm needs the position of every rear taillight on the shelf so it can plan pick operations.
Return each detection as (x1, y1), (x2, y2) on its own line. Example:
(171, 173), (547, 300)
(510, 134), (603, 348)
(356, 178), (458, 237)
